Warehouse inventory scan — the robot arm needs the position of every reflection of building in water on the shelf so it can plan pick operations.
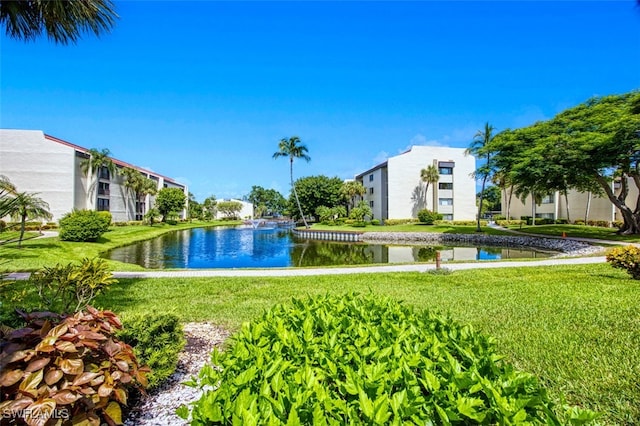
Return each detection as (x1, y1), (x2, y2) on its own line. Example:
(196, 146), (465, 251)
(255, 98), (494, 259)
(439, 247), (479, 262)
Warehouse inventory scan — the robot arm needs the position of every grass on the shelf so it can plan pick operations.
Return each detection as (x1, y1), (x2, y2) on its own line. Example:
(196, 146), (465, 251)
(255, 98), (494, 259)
(75, 263), (639, 424)
(0, 220), (239, 272)
(508, 224), (640, 242)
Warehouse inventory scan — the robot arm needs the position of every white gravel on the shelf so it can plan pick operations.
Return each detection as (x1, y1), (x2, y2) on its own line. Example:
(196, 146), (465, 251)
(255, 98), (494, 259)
(125, 323), (230, 426)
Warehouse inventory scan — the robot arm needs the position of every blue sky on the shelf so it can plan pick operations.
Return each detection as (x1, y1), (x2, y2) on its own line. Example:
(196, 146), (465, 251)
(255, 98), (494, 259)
(1, 1), (639, 201)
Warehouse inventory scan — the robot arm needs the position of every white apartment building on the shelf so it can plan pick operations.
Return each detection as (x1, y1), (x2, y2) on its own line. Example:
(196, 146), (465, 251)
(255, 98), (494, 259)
(355, 145), (476, 221)
(0, 129), (188, 222)
(215, 199), (254, 220)
(503, 181), (637, 224)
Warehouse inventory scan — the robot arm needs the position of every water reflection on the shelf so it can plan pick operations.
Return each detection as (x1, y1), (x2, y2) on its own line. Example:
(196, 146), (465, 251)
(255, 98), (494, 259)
(103, 227), (554, 269)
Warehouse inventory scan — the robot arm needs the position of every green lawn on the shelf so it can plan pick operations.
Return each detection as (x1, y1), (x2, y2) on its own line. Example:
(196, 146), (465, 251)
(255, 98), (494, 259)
(84, 263), (640, 424)
(508, 224), (640, 243)
(0, 220), (239, 272)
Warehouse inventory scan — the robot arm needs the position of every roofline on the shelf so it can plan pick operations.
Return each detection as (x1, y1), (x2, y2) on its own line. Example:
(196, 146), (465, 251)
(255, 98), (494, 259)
(44, 133), (185, 187)
(355, 161), (388, 179)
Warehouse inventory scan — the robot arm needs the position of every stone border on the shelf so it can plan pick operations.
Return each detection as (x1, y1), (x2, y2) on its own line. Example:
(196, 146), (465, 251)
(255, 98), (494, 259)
(360, 232), (602, 257)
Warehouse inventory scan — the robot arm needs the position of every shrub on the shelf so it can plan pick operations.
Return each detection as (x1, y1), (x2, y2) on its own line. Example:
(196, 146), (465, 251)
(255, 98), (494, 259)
(370, 219), (380, 226)
(492, 214), (506, 220)
(573, 219), (585, 225)
(417, 209), (443, 225)
(555, 219), (569, 224)
(0, 220), (5, 232)
(0, 307), (149, 425)
(606, 246), (640, 279)
(587, 220), (611, 228)
(181, 293), (595, 424)
(27, 258), (117, 314)
(451, 220), (489, 226)
(117, 314), (186, 390)
(59, 210), (110, 242)
(613, 220), (624, 230)
(350, 221), (367, 227)
(384, 218), (417, 226)
(496, 219), (525, 227)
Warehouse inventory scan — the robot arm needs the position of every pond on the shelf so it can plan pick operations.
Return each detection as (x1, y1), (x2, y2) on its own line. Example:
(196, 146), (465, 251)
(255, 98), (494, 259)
(103, 226), (554, 269)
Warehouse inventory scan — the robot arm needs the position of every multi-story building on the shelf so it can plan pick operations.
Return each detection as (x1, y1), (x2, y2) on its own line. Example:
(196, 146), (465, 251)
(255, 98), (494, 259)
(0, 129), (188, 222)
(354, 145), (476, 221)
(502, 181), (637, 224)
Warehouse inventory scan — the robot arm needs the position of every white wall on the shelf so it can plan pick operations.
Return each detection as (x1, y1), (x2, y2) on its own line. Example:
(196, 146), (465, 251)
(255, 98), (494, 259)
(0, 129), (76, 221)
(386, 146), (475, 220)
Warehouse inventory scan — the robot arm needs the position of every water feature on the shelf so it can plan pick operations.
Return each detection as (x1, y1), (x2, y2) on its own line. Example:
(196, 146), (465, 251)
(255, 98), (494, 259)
(103, 227), (554, 269)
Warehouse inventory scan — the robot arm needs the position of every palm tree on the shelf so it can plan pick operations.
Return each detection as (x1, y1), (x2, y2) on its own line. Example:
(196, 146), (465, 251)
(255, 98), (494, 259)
(340, 180), (366, 214)
(80, 148), (116, 210)
(273, 136), (311, 228)
(466, 122), (496, 232)
(419, 164), (440, 210)
(9, 192), (52, 247)
(121, 167), (157, 220)
(0, 0), (118, 44)
(0, 175), (17, 218)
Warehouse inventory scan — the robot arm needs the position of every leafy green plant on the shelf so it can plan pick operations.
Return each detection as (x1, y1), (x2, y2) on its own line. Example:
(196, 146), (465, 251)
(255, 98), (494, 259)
(0, 307), (149, 426)
(59, 209), (111, 242)
(417, 209), (443, 225)
(117, 313), (185, 390)
(181, 293), (597, 425)
(606, 245), (640, 279)
(28, 258), (117, 313)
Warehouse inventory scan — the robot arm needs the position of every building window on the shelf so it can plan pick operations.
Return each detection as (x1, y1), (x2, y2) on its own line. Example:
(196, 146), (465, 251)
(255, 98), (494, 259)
(98, 182), (110, 196)
(442, 214), (453, 220)
(369, 187), (374, 194)
(369, 200), (374, 208)
(97, 198), (110, 211)
(439, 198), (453, 206)
(438, 167), (453, 175)
(98, 166), (110, 180)
(369, 174), (374, 182)
(536, 213), (554, 219)
(438, 182), (453, 190)
(541, 195), (554, 204)
(135, 201), (146, 221)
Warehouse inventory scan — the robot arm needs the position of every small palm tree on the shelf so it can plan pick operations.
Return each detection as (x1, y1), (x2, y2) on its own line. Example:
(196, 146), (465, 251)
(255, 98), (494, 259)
(0, 175), (17, 218)
(0, 0), (118, 44)
(466, 122), (496, 232)
(10, 192), (52, 247)
(419, 164), (440, 209)
(340, 180), (366, 214)
(273, 136), (311, 228)
(80, 148), (116, 209)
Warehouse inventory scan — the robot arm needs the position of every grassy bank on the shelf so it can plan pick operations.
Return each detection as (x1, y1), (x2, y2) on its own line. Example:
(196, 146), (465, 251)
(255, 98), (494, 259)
(508, 224), (640, 242)
(0, 220), (239, 272)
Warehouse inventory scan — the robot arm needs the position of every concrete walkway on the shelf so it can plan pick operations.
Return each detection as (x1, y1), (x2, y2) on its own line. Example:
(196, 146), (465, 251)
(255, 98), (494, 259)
(106, 256), (606, 278)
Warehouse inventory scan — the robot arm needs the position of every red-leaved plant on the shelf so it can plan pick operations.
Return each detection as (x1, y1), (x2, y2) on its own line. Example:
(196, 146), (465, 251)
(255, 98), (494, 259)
(0, 306), (149, 426)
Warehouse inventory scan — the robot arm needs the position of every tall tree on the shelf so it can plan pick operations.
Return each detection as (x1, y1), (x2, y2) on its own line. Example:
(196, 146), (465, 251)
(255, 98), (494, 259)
(273, 136), (311, 228)
(203, 196), (217, 220)
(491, 92), (640, 233)
(120, 167), (157, 220)
(290, 175), (344, 222)
(0, 175), (17, 219)
(419, 164), (439, 210)
(0, 0), (118, 44)
(339, 180), (366, 214)
(246, 186), (287, 217)
(154, 187), (186, 222)
(9, 192), (52, 247)
(80, 148), (116, 210)
(466, 123), (496, 232)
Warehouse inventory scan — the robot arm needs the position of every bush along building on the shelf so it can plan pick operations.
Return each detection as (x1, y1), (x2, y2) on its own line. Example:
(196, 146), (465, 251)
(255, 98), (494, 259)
(0, 129), (188, 222)
(355, 145), (476, 221)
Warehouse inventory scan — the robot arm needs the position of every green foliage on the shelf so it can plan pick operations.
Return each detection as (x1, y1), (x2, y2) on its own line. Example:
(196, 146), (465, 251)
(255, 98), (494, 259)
(155, 188), (187, 222)
(247, 186), (287, 217)
(417, 209), (443, 225)
(315, 205), (346, 225)
(217, 200), (243, 220)
(184, 293), (593, 425)
(0, 307), (148, 426)
(384, 218), (418, 226)
(144, 207), (160, 226)
(606, 246), (640, 279)
(290, 175), (344, 220)
(497, 219), (525, 227)
(349, 200), (373, 222)
(202, 196), (218, 221)
(478, 185), (502, 212)
(370, 219), (381, 226)
(27, 258), (117, 314)
(59, 209), (110, 242)
(117, 314), (185, 390)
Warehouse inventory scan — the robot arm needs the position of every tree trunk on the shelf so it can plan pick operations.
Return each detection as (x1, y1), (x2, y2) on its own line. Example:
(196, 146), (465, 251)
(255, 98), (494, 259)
(291, 159), (309, 228)
(18, 213), (26, 247)
(506, 186), (513, 221)
(584, 191), (591, 224)
(564, 191), (570, 223)
(531, 193), (536, 225)
(595, 174), (640, 234)
(476, 176), (488, 232)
